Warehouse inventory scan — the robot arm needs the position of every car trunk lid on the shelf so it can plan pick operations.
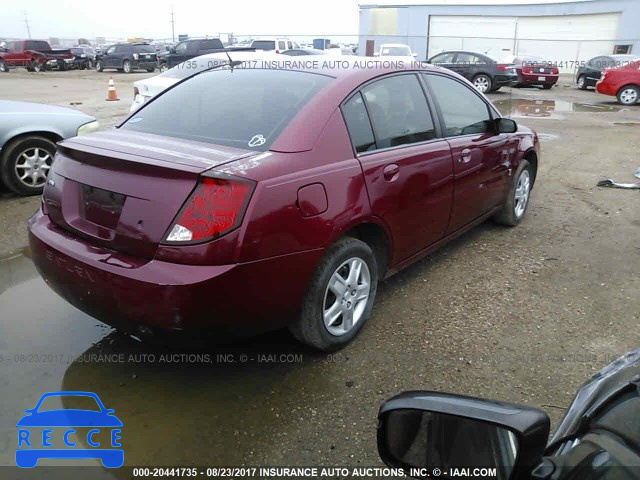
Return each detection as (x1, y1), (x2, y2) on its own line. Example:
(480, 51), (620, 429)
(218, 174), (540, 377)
(43, 130), (258, 259)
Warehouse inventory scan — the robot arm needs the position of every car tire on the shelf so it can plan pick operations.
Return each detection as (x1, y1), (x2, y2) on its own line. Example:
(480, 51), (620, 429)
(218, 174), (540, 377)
(86, 59), (93, 69)
(616, 85), (640, 105)
(57, 60), (67, 71)
(79, 62), (86, 70)
(123, 60), (132, 73)
(493, 159), (532, 227)
(147, 67), (155, 73)
(472, 74), (492, 94)
(577, 75), (587, 90)
(159, 63), (168, 73)
(0, 60), (8, 72)
(0, 136), (56, 196)
(289, 237), (378, 351)
(31, 61), (43, 73)
(96, 60), (103, 72)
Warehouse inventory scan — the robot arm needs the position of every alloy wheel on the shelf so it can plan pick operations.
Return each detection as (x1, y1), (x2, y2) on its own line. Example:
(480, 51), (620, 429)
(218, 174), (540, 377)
(14, 147), (52, 188)
(514, 169), (530, 218)
(323, 257), (371, 336)
(473, 76), (490, 93)
(619, 88), (638, 105)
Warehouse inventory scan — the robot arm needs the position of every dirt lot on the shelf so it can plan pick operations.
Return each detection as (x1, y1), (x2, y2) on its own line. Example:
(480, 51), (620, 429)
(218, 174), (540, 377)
(1, 68), (639, 470)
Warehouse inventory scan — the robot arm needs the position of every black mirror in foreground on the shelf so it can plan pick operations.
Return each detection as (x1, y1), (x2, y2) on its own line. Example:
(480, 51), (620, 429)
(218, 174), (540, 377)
(497, 117), (518, 133)
(377, 391), (550, 480)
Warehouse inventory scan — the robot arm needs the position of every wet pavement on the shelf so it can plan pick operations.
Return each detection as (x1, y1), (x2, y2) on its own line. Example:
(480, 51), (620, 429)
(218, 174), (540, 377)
(492, 97), (625, 119)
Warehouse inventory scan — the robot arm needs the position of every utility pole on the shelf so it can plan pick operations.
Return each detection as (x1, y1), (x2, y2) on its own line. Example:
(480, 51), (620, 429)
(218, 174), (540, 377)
(170, 7), (175, 42)
(24, 11), (31, 39)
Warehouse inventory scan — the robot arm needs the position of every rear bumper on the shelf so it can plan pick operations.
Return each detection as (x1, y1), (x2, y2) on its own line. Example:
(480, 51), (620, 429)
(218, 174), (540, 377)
(595, 80), (617, 96)
(28, 210), (323, 337)
(493, 75), (519, 87)
(517, 73), (558, 86)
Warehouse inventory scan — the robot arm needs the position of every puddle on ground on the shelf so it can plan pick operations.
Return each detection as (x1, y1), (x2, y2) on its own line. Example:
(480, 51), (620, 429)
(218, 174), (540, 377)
(0, 249), (343, 470)
(493, 98), (624, 119)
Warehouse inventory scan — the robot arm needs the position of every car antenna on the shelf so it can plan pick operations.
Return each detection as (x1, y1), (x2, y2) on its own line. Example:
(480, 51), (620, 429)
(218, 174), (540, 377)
(224, 50), (242, 71)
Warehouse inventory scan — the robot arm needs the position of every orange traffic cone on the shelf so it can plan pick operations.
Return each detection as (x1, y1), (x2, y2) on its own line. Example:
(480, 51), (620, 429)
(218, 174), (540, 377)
(106, 76), (120, 101)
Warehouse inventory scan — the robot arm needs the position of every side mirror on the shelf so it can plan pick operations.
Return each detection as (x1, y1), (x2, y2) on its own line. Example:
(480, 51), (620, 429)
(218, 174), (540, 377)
(496, 118), (518, 133)
(377, 391), (549, 479)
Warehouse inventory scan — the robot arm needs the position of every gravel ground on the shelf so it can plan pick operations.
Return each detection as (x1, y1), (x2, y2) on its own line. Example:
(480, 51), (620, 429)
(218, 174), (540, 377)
(0, 69), (639, 471)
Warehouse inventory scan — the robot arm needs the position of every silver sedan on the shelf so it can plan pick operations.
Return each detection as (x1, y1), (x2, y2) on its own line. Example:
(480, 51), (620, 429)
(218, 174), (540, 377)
(0, 100), (99, 195)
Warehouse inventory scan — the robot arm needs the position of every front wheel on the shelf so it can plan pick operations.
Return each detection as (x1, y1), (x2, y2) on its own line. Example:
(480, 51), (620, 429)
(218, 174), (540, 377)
(493, 160), (532, 227)
(159, 63), (168, 73)
(0, 60), (8, 72)
(86, 59), (93, 69)
(0, 136), (56, 196)
(30, 61), (43, 73)
(289, 237), (378, 351)
(577, 75), (587, 90)
(472, 74), (492, 94)
(616, 85), (639, 105)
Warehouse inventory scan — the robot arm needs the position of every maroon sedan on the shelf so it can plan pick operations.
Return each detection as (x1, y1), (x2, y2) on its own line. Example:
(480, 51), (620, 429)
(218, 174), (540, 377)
(28, 59), (539, 351)
(507, 55), (559, 89)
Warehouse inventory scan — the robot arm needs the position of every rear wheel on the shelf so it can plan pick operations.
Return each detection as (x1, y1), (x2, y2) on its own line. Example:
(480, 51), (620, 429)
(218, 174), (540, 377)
(493, 160), (532, 227)
(289, 237), (378, 351)
(0, 136), (56, 196)
(616, 85), (639, 105)
(0, 60), (8, 72)
(159, 62), (168, 73)
(577, 75), (587, 90)
(30, 61), (43, 73)
(472, 74), (492, 94)
(122, 60), (132, 73)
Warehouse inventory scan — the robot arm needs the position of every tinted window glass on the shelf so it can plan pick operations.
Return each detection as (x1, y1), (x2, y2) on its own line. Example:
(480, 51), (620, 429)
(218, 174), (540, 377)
(341, 93), (375, 153)
(455, 53), (479, 64)
(252, 40), (275, 50)
(121, 69), (332, 151)
(199, 39), (223, 49)
(362, 74), (437, 149)
(106, 46), (116, 55)
(278, 41), (286, 50)
(430, 53), (455, 64)
(135, 45), (156, 53)
(426, 74), (493, 137)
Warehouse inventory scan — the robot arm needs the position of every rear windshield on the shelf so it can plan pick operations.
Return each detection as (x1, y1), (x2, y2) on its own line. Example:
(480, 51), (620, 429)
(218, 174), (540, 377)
(134, 45), (156, 53)
(121, 68), (332, 151)
(252, 40), (276, 50)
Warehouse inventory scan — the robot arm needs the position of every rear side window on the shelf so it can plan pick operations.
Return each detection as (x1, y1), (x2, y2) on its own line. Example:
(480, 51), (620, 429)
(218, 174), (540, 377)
(425, 74), (493, 137)
(121, 69), (332, 151)
(341, 93), (375, 153)
(252, 40), (275, 50)
(361, 74), (437, 149)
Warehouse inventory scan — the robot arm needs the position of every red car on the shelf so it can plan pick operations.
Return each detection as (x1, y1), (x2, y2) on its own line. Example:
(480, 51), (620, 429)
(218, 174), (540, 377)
(28, 60), (539, 351)
(596, 60), (640, 105)
(506, 55), (559, 89)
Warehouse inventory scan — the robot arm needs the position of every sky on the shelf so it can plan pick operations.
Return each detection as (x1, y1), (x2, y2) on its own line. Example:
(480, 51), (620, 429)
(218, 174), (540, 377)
(1, 0), (361, 41)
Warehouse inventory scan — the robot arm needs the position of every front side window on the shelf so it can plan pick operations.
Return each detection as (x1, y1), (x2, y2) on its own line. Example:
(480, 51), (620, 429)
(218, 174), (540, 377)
(425, 74), (493, 137)
(341, 93), (375, 153)
(106, 46), (116, 55)
(121, 69), (333, 151)
(175, 42), (188, 54)
(361, 74), (437, 149)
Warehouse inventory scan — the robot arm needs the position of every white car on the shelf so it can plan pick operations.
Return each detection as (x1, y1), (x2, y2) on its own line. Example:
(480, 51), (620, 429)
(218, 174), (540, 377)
(130, 51), (282, 112)
(374, 43), (417, 60)
(250, 38), (298, 53)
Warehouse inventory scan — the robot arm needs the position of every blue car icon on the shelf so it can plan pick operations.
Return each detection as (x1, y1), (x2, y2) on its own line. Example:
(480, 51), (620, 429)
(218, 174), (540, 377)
(16, 391), (123, 468)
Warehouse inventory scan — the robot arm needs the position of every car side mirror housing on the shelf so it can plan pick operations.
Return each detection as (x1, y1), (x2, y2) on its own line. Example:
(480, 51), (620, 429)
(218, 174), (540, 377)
(377, 391), (550, 479)
(496, 118), (518, 133)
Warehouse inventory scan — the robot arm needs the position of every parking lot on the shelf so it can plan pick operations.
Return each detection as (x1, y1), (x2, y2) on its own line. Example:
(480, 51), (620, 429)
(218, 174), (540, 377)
(1, 66), (640, 472)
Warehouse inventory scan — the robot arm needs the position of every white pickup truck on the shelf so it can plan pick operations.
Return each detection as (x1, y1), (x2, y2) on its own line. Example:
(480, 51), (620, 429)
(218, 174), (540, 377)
(374, 43), (417, 59)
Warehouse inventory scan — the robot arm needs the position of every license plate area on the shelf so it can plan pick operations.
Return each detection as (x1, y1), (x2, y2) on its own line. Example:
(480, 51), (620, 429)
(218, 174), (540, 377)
(538, 76), (546, 81)
(82, 185), (125, 230)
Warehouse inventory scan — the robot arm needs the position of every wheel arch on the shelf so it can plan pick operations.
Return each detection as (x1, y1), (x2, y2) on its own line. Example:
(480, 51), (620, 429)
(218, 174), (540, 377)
(338, 220), (392, 279)
(522, 148), (538, 188)
(1, 129), (63, 157)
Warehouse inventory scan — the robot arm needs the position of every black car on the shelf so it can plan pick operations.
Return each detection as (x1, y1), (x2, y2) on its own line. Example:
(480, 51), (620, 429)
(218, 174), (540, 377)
(281, 48), (328, 56)
(70, 46), (95, 70)
(158, 38), (225, 71)
(576, 54), (640, 90)
(427, 51), (518, 93)
(96, 43), (157, 73)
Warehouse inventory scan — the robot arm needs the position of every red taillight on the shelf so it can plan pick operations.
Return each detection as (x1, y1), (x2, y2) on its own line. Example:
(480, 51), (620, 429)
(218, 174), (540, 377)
(522, 67), (532, 74)
(551, 68), (558, 74)
(497, 65), (507, 71)
(133, 86), (139, 98)
(164, 176), (255, 243)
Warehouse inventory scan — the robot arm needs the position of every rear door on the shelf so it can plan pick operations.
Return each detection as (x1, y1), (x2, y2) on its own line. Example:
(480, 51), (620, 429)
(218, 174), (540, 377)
(424, 73), (513, 233)
(451, 52), (479, 81)
(342, 73), (454, 264)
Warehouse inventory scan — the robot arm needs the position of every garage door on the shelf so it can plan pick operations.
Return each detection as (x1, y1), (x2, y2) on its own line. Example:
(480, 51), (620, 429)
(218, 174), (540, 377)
(428, 13), (620, 72)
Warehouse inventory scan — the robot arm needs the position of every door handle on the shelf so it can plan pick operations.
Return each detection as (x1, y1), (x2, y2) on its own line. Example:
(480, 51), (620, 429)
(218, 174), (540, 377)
(459, 149), (472, 163)
(383, 163), (399, 180)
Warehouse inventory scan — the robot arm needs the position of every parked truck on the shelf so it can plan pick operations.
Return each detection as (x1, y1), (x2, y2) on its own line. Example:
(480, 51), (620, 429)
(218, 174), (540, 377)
(0, 40), (74, 72)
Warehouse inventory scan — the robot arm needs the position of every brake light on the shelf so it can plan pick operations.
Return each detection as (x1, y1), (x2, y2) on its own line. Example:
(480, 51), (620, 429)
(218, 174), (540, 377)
(497, 65), (508, 71)
(551, 68), (558, 74)
(164, 176), (255, 243)
(133, 86), (139, 98)
(523, 67), (532, 74)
